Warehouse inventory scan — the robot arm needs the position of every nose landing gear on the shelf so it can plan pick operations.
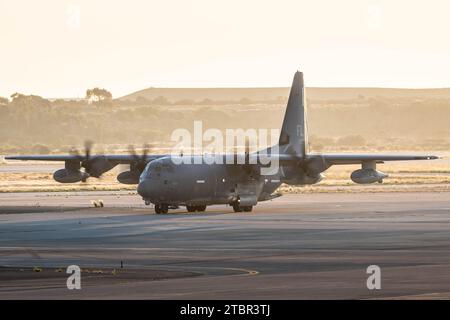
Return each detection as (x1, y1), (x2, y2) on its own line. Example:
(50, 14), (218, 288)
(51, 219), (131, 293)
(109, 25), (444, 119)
(232, 202), (253, 212)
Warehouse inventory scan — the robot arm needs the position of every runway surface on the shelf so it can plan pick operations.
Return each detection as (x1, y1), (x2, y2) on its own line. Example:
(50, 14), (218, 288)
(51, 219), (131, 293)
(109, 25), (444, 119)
(0, 191), (450, 299)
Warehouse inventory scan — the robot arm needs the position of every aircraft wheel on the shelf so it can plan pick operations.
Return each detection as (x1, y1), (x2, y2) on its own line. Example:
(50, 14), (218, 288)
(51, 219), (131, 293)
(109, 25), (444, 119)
(232, 203), (242, 212)
(242, 205), (253, 212)
(186, 205), (196, 212)
(196, 205), (207, 212)
(160, 204), (169, 214)
(154, 205), (162, 214)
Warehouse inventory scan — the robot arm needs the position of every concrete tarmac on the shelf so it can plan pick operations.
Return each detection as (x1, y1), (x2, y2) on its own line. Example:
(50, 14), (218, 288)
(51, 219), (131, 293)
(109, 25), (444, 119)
(0, 191), (450, 299)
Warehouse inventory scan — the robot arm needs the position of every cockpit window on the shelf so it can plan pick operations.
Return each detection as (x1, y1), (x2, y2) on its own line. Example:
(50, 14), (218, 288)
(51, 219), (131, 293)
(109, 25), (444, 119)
(140, 163), (152, 182)
(142, 158), (174, 179)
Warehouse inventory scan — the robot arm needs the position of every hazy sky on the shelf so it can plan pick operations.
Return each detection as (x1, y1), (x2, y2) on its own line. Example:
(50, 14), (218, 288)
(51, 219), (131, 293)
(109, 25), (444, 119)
(1, 0), (450, 98)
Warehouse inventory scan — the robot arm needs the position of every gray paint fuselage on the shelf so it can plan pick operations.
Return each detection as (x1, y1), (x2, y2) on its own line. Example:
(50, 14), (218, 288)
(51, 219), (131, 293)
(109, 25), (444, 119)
(137, 156), (282, 206)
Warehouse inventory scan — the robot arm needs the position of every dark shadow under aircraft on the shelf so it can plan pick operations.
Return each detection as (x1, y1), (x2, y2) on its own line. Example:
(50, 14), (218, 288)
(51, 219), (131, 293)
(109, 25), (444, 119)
(7, 72), (438, 214)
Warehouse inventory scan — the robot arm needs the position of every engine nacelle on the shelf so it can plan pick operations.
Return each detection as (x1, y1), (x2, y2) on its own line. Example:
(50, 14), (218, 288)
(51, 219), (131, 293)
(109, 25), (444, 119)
(298, 173), (324, 185)
(350, 169), (388, 184)
(117, 170), (140, 184)
(86, 156), (116, 178)
(53, 169), (89, 183)
(282, 172), (324, 185)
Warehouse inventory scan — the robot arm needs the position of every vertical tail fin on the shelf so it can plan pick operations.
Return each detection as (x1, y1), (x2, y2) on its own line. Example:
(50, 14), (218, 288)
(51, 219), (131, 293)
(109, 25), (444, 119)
(278, 71), (308, 158)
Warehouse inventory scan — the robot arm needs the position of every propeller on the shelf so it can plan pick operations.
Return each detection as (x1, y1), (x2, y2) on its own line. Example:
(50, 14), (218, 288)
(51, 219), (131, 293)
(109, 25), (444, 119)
(68, 140), (116, 182)
(69, 140), (95, 181)
(81, 140), (94, 174)
(129, 144), (151, 173)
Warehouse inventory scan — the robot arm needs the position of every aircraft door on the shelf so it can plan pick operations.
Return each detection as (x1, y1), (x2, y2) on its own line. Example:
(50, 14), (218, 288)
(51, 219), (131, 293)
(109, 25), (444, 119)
(190, 164), (217, 201)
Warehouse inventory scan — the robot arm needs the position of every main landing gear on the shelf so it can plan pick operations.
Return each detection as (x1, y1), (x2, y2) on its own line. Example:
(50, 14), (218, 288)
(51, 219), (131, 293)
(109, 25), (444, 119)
(154, 204), (169, 214)
(186, 205), (207, 212)
(232, 202), (253, 212)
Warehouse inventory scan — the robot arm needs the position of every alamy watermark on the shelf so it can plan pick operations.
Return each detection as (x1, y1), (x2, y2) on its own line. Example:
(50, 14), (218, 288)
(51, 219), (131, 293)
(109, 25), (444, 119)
(170, 121), (280, 175)
(366, 265), (381, 290)
(66, 265), (81, 290)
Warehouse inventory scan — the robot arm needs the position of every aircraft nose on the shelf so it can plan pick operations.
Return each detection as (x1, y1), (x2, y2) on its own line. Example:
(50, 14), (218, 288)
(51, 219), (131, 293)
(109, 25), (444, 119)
(137, 179), (154, 198)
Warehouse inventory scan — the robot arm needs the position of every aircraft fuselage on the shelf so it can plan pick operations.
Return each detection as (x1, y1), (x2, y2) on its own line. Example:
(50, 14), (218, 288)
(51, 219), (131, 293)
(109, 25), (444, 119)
(137, 156), (282, 206)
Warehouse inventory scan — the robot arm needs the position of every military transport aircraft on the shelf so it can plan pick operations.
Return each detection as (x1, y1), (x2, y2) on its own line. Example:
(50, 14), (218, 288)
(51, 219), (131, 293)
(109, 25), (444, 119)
(6, 72), (438, 214)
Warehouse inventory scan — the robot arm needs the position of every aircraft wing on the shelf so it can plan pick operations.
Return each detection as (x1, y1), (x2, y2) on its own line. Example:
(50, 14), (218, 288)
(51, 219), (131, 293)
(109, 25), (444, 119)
(314, 153), (438, 165)
(6, 153), (438, 164)
(5, 154), (167, 163)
